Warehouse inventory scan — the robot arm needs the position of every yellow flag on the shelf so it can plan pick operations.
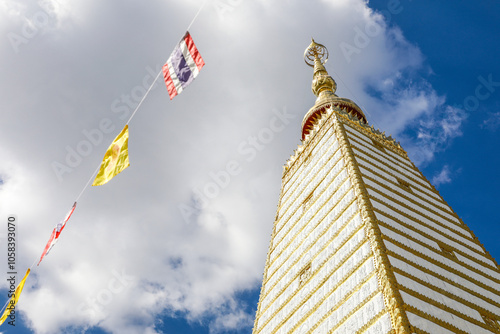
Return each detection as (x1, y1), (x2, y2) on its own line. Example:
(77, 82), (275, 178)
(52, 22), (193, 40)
(0, 269), (30, 326)
(92, 125), (130, 186)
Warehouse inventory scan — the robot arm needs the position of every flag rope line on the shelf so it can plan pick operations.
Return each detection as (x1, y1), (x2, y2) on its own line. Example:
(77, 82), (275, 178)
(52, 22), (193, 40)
(0, 299), (9, 322)
(74, 0), (206, 197)
(125, 70), (163, 126)
(72, 69), (162, 204)
(0, 1), (209, 323)
(75, 165), (101, 203)
(186, 0), (209, 32)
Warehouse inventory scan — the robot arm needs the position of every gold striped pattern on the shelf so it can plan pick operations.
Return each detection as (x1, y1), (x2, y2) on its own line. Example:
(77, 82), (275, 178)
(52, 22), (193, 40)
(334, 116), (412, 333)
(394, 268), (500, 320)
(278, 134), (340, 228)
(379, 219), (498, 275)
(282, 112), (336, 186)
(375, 208), (492, 265)
(260, 196), (358, 306)
(267, 166), (350, 278)
(292, 260), (377, 333)
(400, 283), (494, 332)
(253, 103), (500, 334)
(389, 251), (500, 310)
(256, 216), (366, 328)
(355, 308), (392, 334)
(281, 127), (337, 200)
(405, 305), (470, 334)
(254, 235), (370, 333)
(380, 221), (500, 283)
(325, 289), (382, 334)
(274, 145), (343, 239)
(384, 238), (500, 300)
(345, 128), (420, 176)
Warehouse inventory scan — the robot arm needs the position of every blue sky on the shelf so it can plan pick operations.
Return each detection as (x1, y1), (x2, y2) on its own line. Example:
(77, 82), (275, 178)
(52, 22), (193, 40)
(375, 0), (500, 266)
(0, 0), (499, 333)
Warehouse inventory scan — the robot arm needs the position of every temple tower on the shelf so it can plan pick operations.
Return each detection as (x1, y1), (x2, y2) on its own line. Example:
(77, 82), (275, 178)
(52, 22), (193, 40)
(252, 39), (500, 334)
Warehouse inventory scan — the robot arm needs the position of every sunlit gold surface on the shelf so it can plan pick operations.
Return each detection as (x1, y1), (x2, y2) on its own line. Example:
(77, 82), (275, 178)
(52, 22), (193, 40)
(253, 40), (500, 334)
(302, 39), (367, 140)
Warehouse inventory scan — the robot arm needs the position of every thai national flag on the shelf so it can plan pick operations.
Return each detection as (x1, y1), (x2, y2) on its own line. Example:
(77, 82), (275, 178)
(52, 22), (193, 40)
(163, 31), (205, 100)
(38, 202), (77, 266)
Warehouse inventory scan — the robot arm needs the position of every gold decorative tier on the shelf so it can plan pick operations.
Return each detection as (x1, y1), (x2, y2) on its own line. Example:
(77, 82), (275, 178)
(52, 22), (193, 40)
(302, 39), (367, 140)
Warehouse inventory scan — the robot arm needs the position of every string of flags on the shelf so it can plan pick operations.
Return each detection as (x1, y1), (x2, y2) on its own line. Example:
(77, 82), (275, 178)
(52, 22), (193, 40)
(92, 125), (130, 187)
(37, 202), (77, 266)
(0, 30), (205, 326)
(163, 31), (205, 100)
(0, 270), (30, 325)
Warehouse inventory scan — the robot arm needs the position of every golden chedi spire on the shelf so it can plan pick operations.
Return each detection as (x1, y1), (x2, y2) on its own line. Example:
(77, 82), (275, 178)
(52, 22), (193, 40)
(301, 38), (367, 140)
(304, 38), (337, 102)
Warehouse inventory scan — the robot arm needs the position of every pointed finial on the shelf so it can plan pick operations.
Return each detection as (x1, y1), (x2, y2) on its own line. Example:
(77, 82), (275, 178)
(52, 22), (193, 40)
(304, 39), (329, 67)
(304, 38), (336, 98)
(301, 39), (368, 140)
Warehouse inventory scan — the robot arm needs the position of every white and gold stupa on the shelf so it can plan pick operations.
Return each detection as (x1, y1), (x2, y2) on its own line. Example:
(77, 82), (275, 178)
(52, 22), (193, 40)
(252, 39), (500, 334)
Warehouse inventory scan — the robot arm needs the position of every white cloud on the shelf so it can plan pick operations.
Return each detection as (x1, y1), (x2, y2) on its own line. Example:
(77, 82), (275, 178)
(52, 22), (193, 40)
(481, 112), (500, 131)
(209, 308), (254, 334)
(431, 165), (452, 187)
(404, 105), (468, 165)
(0, 0), (467, 333)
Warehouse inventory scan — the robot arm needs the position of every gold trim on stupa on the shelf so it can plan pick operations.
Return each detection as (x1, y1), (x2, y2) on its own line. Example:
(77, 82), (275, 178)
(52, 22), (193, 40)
(302, 38), (367, 140)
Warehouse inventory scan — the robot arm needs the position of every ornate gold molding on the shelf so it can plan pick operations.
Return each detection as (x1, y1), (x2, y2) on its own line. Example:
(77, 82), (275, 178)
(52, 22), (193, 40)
(263, 195), (357, 292)
(349, 139), (434, 195)
(333, 115), (412, 334)
(280, 128), (338, 210)
(368, 189), (475, 243)
(405, 305), (469, 334)
(383, 235), (500, 294)
(355, 308), (391, 334)
(260, 205), (361, 308)
(379, 219), (499, 273)
(353, 150), (442, 202)
(253, 218), (279, 333)
(325, 289), (382, 334)
(388, 251), (500, 310)
(277, 144), (342, 231)
(400, 281), (498, 331)
(270, 165), (349, 258)
(295, 271), (378, 333)
(482, 314), (500, 332)
(375, 207), (490, 263)
(393, 267), (500, 320)
(345, 128), (417, 173)
(361, 171), (456, 223)
(298, 262), (312, 287)
(283, 108), (334, 183)
(366, 184), (470, 234)
(410, 327), (431, 334)
(254, 234), (369, 333)
(337, 110), (407, 157)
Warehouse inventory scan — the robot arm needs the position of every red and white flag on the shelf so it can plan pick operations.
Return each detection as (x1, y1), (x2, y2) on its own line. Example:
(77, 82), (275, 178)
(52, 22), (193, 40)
(38, 202), (77, 266)
(163, 31), (205, 99)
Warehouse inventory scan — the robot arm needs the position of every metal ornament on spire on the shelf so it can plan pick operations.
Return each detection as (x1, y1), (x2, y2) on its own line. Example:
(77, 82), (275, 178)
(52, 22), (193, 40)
(304, 38), (329, 67)
(304, 38), (337, 99)
(301, 38), (368, 140)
